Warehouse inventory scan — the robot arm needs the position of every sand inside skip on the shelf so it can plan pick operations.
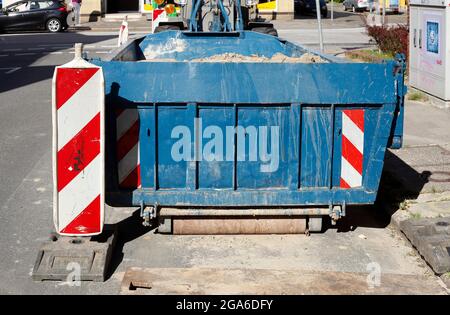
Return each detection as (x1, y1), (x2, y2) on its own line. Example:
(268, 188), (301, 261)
(139, 52), (327, 63)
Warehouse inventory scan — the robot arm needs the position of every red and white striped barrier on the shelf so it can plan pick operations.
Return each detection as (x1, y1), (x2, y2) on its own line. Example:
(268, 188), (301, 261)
(340, 109), (364, 188)
(152, 8), (166, 33)
(52, 44), (104, 236)
(118, 16), (129, 47)
(116, 108), (141, 188)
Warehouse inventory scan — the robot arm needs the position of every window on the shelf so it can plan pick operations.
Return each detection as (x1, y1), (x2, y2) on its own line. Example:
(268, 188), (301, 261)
(9, 2), (30, 12)
(29, 1), (53, 10)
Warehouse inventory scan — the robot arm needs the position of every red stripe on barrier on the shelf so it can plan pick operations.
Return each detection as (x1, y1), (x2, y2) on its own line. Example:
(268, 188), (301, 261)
(340, 178), (351, 189)
(56, 68), (99, 109)
(120, 165), (141, 188)
(57, 113), (100, 192)
(153, 9), (165, 21)
(116, 119), (139, 161)
(341, 135), (363, 174)
(343, 109), (364, 132)
(60, 195), (101, 234)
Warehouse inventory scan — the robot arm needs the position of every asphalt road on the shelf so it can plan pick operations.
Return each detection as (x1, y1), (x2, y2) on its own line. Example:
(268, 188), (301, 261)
(0, 28), (447, 295)
(0, 31), (129, 294)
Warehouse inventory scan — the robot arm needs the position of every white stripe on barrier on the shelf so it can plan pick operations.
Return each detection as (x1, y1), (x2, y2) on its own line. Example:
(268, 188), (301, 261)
(56, 70), (103, 150)
(116, 109), (139, 140)
(57, 155), (102, 231)
(341, 157), (362, 188)
(118, 142), (140, 183)
(342, 113), (364, 154)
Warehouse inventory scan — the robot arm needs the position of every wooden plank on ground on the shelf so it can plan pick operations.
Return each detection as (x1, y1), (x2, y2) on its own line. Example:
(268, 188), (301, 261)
(120, 267), (446, 295)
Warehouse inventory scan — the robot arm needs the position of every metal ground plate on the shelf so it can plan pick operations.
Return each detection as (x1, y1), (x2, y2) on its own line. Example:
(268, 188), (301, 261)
(400, 217), (450, 274)
(120, 267), (445, 295)
(32, 225), (117, 282)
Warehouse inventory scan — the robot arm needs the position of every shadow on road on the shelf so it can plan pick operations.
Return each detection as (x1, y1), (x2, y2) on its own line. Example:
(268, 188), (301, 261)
(104, 149), (429, 275)
(0, 65), (55, 94)
(324, 150), (428, 233)
(382, 149), (431, 199)
(107, 209), (154, 280)
(0, 32), (116, 93)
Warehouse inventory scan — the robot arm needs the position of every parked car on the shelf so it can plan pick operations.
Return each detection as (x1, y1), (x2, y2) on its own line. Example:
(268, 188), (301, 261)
(0, 0), (68, 33)
(371, 1), (400, 14)
(294, 0), (328, 18)
(343, 0), (369, 12)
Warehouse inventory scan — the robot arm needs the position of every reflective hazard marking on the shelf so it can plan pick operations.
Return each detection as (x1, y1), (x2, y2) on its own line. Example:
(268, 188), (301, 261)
(340, 109), (364, 188)
(116, 109), (141, 189)
(152, 9), (166, 33)
(52, 58), (104, 236)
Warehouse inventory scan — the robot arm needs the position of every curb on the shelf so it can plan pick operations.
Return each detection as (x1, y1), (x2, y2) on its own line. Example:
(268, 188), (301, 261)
(69, 27), (152, 32)
(441, 274), (450, 288)
(408, 87), (450, 110)
(378, 180), (450, 290)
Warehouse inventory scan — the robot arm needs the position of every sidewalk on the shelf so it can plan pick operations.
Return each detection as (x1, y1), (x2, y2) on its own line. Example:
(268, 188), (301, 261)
(69, 19), (152, 32)
(380, 100), (450, 284)
(274, 4), (407, 30)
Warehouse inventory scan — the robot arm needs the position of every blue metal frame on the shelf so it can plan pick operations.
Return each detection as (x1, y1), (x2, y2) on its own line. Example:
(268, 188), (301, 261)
(235, 0), (244, 31)
(189, 0), (235, 32)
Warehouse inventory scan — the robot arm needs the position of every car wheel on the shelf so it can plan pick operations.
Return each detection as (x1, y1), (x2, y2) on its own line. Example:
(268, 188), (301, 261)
(46, 18), (62, 33)
(251, 27), (278, 37)
(154, 25), (181, 33)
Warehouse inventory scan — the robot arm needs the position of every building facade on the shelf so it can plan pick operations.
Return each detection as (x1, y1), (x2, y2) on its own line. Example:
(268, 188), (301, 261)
(81, 0), (294, 22)
(258, 0), (295, 20)
(2, 0), (294, 22)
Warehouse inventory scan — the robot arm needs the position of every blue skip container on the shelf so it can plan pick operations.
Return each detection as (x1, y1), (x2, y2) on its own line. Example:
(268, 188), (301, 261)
(91, 31), (406, 228)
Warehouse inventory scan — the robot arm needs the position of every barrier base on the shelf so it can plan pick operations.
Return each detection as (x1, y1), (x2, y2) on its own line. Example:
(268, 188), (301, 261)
(32, 225), (117, 282)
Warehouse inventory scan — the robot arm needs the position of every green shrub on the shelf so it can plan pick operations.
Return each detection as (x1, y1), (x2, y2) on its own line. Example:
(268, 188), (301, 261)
(407, 91), (428, 101)
(366, 24), (409, 59)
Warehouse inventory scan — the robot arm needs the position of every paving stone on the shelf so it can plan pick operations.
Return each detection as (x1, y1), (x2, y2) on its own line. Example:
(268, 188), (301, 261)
(400, 218), (450, 274)
(409, 201), (450, 218)
(415, 191), (450, 204)
(391, 210), (411, 227)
